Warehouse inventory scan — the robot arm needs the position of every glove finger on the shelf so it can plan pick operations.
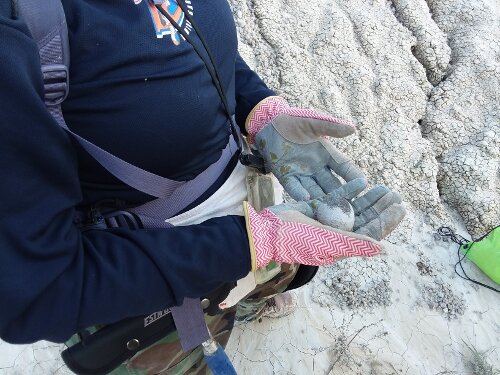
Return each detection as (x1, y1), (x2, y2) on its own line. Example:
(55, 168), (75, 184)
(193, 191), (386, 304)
(321, 139), (365, 182)
(353, 191), (402, 230)
(299, 113), (356, 138)
(352, 185), (390, 214)
(313, 168), (343, 194)
(355, 203), (407, 240)
(307, 116), (356, 138)
(312, 178), (365, 230)
(269, 201), (315, 218)
(279, 175), (310, 201)
(298, 176), (326, 199)
(331, 177), (367, 201)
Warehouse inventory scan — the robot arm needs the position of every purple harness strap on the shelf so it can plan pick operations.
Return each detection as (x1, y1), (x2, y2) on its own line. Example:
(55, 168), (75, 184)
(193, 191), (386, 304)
(19, 0), (239, 353)
(129, 137), (237, 225)
(170, 297), (211, 352)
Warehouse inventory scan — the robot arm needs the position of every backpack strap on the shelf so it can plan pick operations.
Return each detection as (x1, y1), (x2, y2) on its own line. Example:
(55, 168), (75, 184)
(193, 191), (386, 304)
(17, 0), (238, 202)
(17, 0), (70, 105)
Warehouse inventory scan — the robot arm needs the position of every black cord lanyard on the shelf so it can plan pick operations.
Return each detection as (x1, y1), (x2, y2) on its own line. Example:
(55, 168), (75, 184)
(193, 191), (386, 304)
(153, 0), (267, 173)
(154, 2), (238, 142)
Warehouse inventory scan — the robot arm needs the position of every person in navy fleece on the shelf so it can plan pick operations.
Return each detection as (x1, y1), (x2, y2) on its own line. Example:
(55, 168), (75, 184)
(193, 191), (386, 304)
(0, 0), (405, 373)
(0, 0), (264, 342)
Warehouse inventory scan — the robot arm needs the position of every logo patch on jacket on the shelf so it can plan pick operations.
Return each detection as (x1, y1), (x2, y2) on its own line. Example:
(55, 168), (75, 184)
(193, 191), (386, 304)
(145, 0), (194, 45)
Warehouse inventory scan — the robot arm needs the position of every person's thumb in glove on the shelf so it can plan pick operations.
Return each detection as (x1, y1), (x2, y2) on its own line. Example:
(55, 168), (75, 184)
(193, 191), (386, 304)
(352, 185), (406, 241)
(246, 96), (365, 201)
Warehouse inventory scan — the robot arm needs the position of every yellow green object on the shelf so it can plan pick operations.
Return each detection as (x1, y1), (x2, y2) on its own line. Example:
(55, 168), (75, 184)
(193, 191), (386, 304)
(460, 226), (500, 284)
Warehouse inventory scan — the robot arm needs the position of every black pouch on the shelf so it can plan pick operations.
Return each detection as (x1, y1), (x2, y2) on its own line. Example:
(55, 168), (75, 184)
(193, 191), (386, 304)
(285, 265), (318, 291)
(61, 282), (235, 375)
(61, 309), (176, 375)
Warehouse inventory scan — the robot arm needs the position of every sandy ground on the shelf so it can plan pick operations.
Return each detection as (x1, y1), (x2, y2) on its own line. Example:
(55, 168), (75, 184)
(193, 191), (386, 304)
(2, 230), (498, 374)
(227, 221), (499, 374)
(1, 0), (499, 374)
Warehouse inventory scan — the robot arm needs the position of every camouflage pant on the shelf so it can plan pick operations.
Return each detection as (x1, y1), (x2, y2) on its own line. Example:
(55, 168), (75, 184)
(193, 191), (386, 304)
(234, 262), (299, 323)
(102, 262), (299, 375)
(68, 174), (300, 374)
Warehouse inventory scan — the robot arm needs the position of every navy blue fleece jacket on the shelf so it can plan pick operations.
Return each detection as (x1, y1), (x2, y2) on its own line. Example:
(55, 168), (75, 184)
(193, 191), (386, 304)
(0, 0), (275, 343)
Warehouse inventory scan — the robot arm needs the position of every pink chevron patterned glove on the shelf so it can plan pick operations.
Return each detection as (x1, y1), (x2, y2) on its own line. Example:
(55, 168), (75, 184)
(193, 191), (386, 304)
(243, 202), (382, 270)
(246, 96), (365, 201)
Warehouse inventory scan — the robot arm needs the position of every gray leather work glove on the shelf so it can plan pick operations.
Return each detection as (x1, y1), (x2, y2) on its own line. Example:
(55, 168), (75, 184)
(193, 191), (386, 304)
(271, 178), (406, 241)
(245, 96), (364, 201)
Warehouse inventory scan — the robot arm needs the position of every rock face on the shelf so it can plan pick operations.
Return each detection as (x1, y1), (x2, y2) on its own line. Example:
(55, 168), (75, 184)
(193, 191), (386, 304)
(422, 0), (500, 237)
(227, 0), (499, 374)
(232, 0), (499, 238)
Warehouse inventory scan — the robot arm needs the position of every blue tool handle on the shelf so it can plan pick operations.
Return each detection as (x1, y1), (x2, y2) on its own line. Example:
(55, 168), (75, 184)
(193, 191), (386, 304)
(203, 340), (237, 375)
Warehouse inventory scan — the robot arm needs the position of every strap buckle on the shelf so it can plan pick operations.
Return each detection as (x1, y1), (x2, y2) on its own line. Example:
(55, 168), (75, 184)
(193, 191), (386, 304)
(239, 150), (268, 174)
(42, 64), (69, 106)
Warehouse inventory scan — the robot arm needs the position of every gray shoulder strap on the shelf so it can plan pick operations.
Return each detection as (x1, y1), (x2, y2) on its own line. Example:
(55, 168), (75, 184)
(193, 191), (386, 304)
(16, 0), (238, 201)
(18, 0), (70, 104)
(17, 0), (70, 69)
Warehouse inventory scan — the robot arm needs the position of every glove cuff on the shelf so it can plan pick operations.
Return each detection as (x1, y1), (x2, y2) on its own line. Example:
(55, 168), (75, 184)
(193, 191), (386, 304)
(243, 202), (281, 270)
(245, 96), (288, 145)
